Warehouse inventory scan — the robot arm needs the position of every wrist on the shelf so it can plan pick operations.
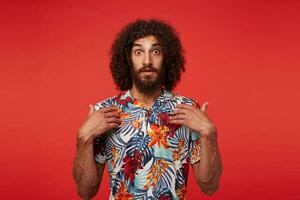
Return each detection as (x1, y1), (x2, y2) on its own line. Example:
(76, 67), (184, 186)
(201, 127), (217, 141)
(77, 129), (95, 145)
(200, 125), (217, 136)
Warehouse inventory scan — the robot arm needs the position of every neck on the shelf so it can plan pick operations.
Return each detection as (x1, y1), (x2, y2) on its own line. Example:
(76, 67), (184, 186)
(130, 85), (162, 110)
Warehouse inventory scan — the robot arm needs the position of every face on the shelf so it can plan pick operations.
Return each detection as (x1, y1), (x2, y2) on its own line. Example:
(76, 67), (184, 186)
(130, 35), (164, 93)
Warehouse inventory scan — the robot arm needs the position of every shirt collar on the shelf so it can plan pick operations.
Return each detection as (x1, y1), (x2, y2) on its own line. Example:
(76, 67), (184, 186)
(119, 88), (173, 104)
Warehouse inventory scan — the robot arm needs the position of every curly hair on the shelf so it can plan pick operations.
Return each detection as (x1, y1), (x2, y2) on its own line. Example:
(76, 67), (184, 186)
(109, 18), (185, 91)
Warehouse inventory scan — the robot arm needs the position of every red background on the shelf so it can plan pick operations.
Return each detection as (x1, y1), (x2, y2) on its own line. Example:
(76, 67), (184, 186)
(1, 0), (300, 199)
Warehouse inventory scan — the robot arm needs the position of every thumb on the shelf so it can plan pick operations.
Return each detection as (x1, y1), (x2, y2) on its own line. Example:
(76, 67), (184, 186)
(201, 102), (209, 112)
(88, 104), (94, 115)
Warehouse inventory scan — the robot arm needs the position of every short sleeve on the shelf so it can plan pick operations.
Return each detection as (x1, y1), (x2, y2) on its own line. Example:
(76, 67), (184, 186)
(93, 134), (107, 164)
(189, 129), (202, 165)
(93, 102), (107, 164)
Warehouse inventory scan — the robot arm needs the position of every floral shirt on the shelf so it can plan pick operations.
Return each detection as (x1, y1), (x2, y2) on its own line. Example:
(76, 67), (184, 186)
(93, 89), (202, 200)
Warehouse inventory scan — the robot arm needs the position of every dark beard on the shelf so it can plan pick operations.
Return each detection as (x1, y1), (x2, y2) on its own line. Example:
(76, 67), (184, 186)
(131, 65), (164, 94)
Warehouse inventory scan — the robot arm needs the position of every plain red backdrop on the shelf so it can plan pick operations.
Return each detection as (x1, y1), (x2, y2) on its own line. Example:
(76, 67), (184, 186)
(1, 0), (300, 199)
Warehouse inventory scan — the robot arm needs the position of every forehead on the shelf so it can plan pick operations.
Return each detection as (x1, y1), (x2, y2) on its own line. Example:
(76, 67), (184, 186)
(132, 35), (160, 47)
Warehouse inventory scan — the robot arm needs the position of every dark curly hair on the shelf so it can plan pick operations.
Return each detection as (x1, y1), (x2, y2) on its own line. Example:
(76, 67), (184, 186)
(109, 18), (185, 91)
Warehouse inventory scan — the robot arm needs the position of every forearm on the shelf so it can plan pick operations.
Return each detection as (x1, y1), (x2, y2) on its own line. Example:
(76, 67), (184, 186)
(194, 132), (222, 194)
(73, 136), (100, 199)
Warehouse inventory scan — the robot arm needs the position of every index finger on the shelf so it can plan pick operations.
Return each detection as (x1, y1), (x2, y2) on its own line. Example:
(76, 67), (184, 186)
(99, 106), (119, 113)
(175, 103), (194, 110)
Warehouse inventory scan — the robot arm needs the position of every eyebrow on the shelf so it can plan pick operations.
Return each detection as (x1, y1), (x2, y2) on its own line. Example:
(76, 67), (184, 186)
(132, 42), (161, 47)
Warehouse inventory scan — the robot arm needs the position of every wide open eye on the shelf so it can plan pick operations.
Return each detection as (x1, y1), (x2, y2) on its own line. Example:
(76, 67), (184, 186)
(134, 50), (143, 55)
(152, 49), (160, 55)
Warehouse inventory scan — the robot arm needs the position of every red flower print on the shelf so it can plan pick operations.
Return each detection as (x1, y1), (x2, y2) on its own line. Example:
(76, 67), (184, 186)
(158, 112), (170, 124)
(122, 150), (143, 182)
(116, 92), (133, 105)
(158, 112), (181, 138)
(158, 195), (172, 200)
(93, 136), (106, 156)
(182, 161), (189, 184)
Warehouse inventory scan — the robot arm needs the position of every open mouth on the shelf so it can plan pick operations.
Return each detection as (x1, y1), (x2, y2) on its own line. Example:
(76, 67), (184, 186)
(140, 67), (157, 73)
(139, 66), (158, 77)
(140, 70), (156, 75)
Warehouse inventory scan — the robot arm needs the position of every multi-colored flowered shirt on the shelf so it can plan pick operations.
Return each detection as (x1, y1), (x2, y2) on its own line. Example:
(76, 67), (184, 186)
(93, 89), (202, 200)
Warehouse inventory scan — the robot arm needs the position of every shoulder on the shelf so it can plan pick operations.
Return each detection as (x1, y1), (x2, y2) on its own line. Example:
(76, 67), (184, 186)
(93, 94), (119, 111)
(93, 90), (131, 111)
(171, 92), (201, 108)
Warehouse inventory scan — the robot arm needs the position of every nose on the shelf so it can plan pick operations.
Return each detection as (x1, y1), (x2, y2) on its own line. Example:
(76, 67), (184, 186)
(143, 51), (152, 66)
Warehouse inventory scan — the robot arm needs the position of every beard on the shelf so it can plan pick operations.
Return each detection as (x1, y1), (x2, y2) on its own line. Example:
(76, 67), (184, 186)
(131, 65), (165, 94)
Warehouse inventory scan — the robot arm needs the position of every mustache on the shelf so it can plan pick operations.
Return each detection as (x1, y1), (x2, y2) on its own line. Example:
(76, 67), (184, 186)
(138, 65), (158, 73)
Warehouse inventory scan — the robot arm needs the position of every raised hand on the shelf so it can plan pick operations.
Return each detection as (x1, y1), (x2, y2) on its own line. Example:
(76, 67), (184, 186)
(77, 105), (122, 144)
(170, 102), (217, 138)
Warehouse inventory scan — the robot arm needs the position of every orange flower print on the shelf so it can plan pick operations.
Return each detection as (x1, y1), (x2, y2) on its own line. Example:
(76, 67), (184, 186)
(178, 139), (184, 148)
(172, 150), (180, 161)
(176, 185), (187, 200)
(111, 146), (120, 168)
(132, 99), (144, 108)
(114, 181), (134, 200)
(144, 159), (169, 189)
(131, 118), (143, 129)
(191, 138), (201, 163)
(173, 139), (184, 161)
(147, 124), (170, 149)
(115, 108), (130, 127)
(119, 112), (130, 119)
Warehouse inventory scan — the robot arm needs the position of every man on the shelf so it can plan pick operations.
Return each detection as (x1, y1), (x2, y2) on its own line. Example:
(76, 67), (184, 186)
(73, 19), (222, 200)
